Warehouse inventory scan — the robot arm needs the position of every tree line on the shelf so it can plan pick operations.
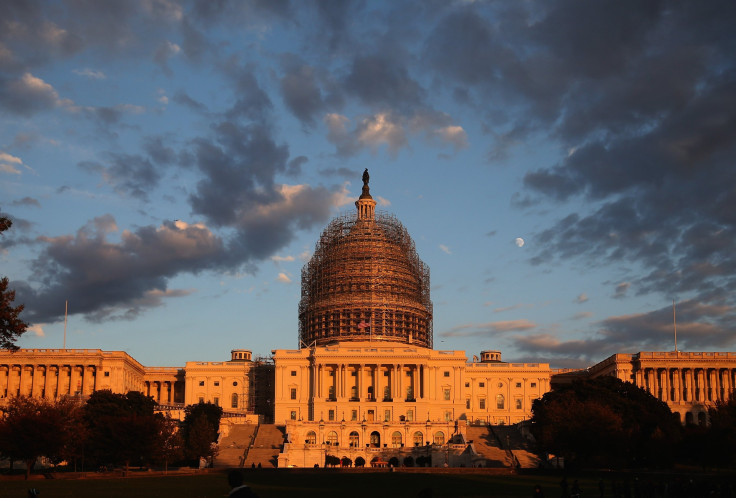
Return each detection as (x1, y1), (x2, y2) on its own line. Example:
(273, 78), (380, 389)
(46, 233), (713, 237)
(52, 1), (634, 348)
(0, 391), (223, 479)
(531, 376), (736, 470)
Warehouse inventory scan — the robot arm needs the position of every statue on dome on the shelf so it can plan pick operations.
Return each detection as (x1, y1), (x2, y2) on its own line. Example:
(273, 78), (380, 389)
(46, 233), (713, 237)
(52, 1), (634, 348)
(362, 168), (369, 186)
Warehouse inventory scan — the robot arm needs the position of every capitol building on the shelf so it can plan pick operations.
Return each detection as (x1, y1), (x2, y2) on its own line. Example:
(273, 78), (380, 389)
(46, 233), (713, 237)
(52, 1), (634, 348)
(2, 172), (736, 467)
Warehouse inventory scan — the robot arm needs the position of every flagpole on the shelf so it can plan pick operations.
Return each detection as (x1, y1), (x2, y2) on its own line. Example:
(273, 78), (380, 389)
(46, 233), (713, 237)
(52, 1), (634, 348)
(63, 300), (68, 350)
(673, 300), (677, 353)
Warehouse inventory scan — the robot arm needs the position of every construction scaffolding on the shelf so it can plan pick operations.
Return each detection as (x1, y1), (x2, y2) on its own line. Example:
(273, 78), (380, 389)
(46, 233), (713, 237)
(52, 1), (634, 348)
(299, 211), (433, 349)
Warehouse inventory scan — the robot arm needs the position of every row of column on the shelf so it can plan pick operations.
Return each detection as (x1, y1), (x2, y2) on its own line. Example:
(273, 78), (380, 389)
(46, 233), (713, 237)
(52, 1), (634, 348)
(144, 380), (176, 404)
(0, 364), (97, 399)
(638, 367), (736, 403)
(312, 363), (425, 402)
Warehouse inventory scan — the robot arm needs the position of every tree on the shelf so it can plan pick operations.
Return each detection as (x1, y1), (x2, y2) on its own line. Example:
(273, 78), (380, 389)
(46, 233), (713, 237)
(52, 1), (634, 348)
(181, 402), (222, 464)
(0, 396), (66, 479)
(82, 390), (160, 472)
(0, 216), (28, 350)
(531, 377), (681, 469)
(154, 415), (184, 473)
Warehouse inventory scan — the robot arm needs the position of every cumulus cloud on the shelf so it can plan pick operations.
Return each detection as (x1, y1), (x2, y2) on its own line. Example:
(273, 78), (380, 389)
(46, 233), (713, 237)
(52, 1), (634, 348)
(0, 73), (72, 115)
(276, 272), (292, 283)
(15, 216), (225, 324)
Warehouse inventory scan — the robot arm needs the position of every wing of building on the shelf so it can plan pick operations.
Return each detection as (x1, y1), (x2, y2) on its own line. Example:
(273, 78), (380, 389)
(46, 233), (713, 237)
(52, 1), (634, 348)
(2, 172), (735, 468)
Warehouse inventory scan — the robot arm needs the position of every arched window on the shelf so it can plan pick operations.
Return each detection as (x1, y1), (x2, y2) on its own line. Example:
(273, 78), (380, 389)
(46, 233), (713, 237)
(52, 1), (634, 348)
(698, 412), (707, 426)
(496, 394), (505, 409)
(349, 431), (360, 447)
(413, 431), (424, 447)
(433, 431), (445, 445)
(327, 431), (339, 446)
(231, 393), (238, 408)
(685, 412), (694, 424)
(370, 431), (381, 447)
(306, 431), (317, 444)
(391, 431), (402, 448)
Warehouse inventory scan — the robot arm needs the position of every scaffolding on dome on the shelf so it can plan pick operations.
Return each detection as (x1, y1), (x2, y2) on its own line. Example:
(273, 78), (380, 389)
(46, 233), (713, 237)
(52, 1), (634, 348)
(299, 211), (433, 349)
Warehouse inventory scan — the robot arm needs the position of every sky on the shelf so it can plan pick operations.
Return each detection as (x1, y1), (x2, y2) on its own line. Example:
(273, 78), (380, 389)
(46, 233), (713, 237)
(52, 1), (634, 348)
(1, 0), (735, 369)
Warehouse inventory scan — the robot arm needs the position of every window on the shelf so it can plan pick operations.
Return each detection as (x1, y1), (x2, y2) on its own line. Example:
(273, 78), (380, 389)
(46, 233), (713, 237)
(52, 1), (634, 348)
(515, 382), (521, 388)
(443, 388), (451, 400)
(479, 398), (486, 410)
(214, 397), (219, 406)
(290, 411), (297, 420)
(443, 371), (450, 377)
(407, 410), (414, 422)
(497, 382), (503, 388)
(384, 386), (391, 400)
(214, 381), (220, 387)
(465, 382), (470, 387)
(465, 399), (471, 409)
(231, 393), (238, 408)
(290, 388), (297, 400)
(198, 397), (204, 403)
(444, 411), (452, 421)
(531, 382), (537, 388)
(328, 409), (335, 421)
(515, 398), (522, 410)
(351, 386), (358, 398)
(351, 410), (357, 421)
(233, 381), (238, 386)
(291, 370), (297, 376)
(479, 382), (485, 388)
(370, 431), (381, 447)
(434, 431), (445, 445)
(367, 409), (375, 421)
(328, 386), (335, 399)
(349, 431), (359, 447)
(306, 431), (317, 444)
(392, 431), (402, 448)
(413, 431), (424, 446)
(496, 394), (505, 409)
(384, 409), (391, 421)
(327, 431), (338, 446)
(104, 371), (110, 377)
(199, 381), (205, 386)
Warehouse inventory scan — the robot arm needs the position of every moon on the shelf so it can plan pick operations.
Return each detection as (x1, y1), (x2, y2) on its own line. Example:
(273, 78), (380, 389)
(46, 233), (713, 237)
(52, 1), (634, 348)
(514, 237), (525, 248)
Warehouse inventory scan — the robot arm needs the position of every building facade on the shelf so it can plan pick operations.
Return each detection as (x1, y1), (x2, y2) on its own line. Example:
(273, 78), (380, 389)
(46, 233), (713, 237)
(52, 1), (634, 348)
(1, 171), (735, 467)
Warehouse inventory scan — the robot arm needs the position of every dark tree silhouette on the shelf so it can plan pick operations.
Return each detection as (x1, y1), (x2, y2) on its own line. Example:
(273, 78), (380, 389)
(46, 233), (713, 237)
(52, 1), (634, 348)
(82, 390), (161, 472)
(181, 401), (222, 465)
(0, 396), (66, 479)
(531, 376), (681, 469)
(0, 215), (28, 350)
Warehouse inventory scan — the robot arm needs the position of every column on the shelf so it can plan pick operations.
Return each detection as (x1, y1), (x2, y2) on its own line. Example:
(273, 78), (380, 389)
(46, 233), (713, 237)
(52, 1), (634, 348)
(688, 369), (695, 402)
(659, 369), (667, 401)
(376, 364), (382, 401)
(0, 365), (8, 397)
(397, 364), (403, 400)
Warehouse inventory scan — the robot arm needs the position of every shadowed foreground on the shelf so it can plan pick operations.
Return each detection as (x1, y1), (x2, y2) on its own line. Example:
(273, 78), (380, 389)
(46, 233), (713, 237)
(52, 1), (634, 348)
(0, 469), (582, 498)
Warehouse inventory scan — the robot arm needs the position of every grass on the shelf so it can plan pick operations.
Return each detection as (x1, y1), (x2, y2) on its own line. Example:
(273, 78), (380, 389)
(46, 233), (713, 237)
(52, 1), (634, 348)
(0, 469), (594, 498)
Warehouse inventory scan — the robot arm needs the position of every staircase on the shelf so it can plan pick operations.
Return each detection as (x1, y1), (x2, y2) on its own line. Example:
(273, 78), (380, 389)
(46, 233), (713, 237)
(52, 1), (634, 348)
(243, 424), (286, 468)
(465, 426), (512, 468)
(491, 425), (541, 469)
(214, 424), (257, 468)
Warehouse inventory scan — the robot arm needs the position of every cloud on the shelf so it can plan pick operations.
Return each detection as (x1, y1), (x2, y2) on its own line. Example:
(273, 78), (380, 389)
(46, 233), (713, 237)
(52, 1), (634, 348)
(154, 40), (180, 75)
(572, 311), (593, 320)
(10, 196), (40, 208)
(0, 152), (24, 174)
(575, 293), (589, 304)
(0, 73), (72, 115)
(15, 216), (225, 324)
(441, 319), (536, 338)
(276, 272), (292, 283)
(27, 324), (45, 337)
(73, 68), (106, 79)
(439, 244), (452, 255)
(613, 282), (630, 299)
(271, 255), (295, 263)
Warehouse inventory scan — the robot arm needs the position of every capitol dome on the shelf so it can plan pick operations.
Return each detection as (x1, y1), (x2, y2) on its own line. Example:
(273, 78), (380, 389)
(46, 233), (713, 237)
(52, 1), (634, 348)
(298, 170), (433, 348)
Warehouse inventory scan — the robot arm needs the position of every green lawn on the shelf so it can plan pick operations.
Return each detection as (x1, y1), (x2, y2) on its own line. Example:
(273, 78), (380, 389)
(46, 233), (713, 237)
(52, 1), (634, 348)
(0, 469), (591, 498)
